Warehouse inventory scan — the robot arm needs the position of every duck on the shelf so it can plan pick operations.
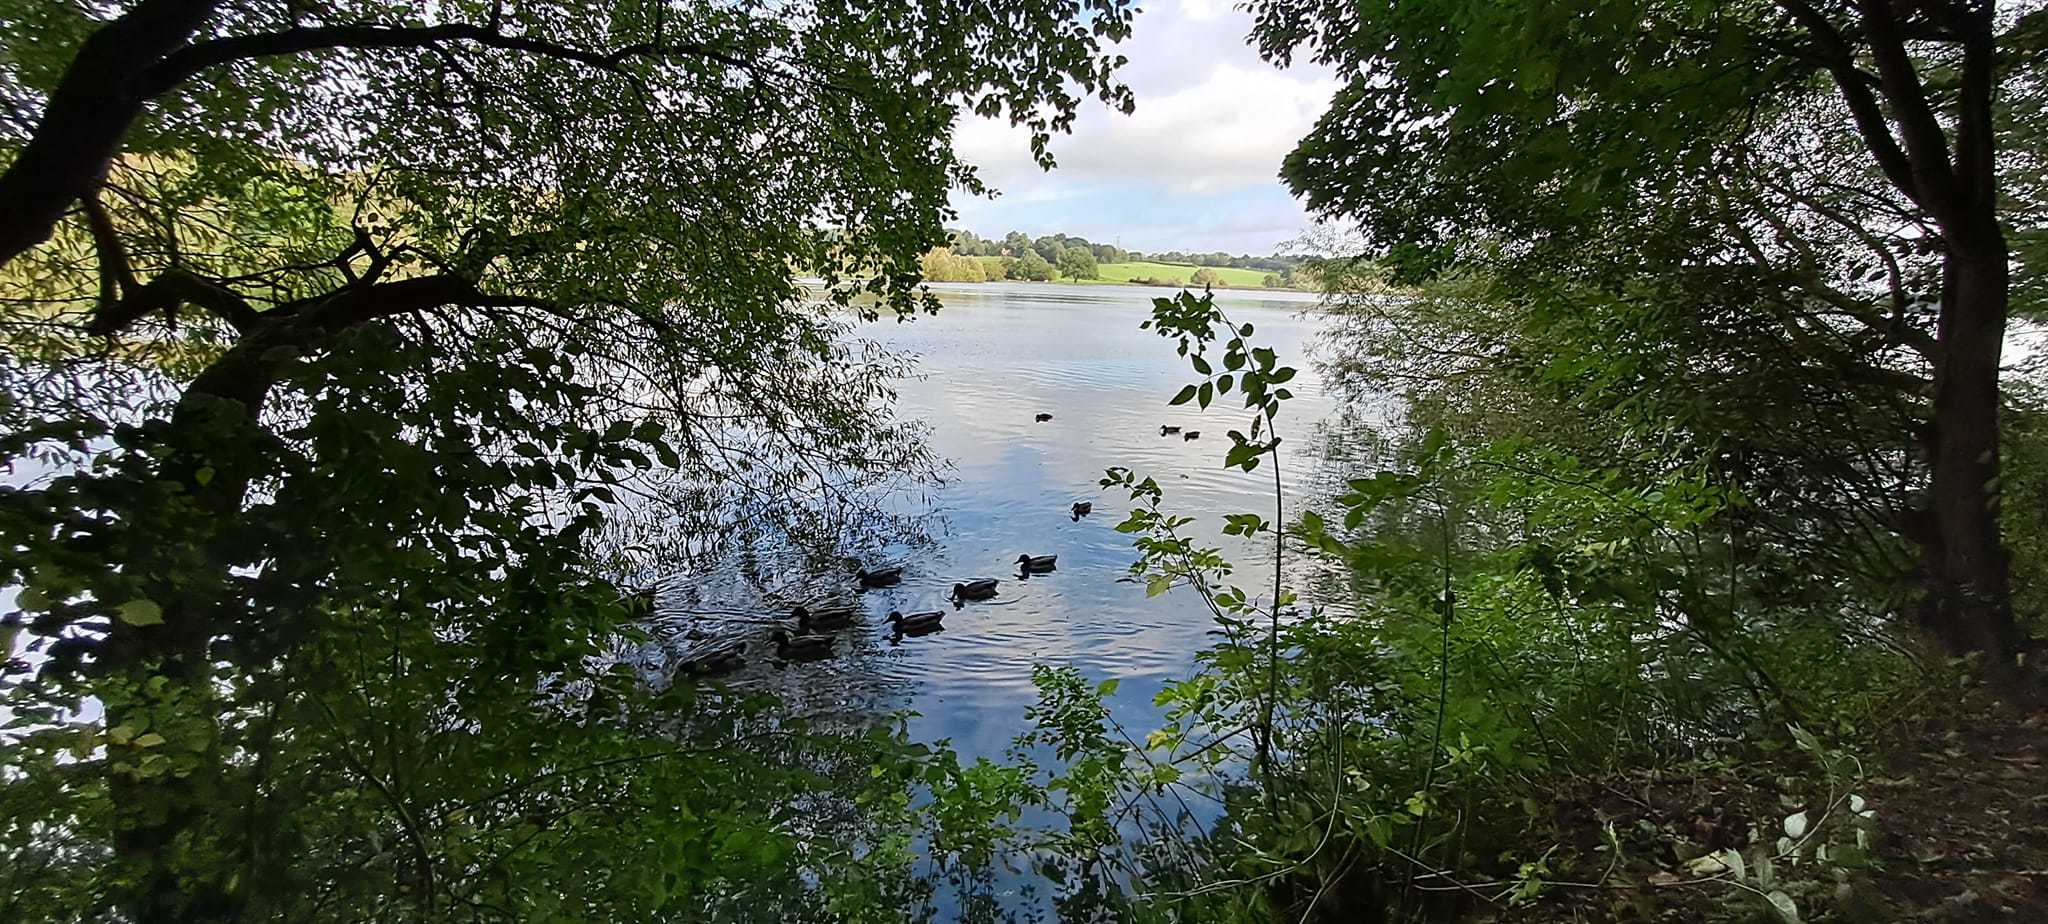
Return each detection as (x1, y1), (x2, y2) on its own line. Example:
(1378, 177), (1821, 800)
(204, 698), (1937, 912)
(886, 609), (946, 634)
(794, 603), (859, 632)
(1016, 554), (1058, 574)
(951, 578), (1000, 601)
(1160, 425), (1181, 435)
(1035, 413), (1054, 422)
(677, 640), (747, 677)
(1183, 430), (1201, 441)
(769, 629), (836, 662)
(855, 565), (904, 588)
(1071, 501), (1093, 519)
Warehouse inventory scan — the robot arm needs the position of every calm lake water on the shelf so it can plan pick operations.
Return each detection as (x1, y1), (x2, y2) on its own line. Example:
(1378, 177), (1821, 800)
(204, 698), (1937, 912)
(720, 281), (1352, 762)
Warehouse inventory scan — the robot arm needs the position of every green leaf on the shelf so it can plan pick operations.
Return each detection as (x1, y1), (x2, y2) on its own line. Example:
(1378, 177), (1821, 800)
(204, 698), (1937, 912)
(116, 600), (165, 627)
(1191, 354), (1212, 375)
(1765, 890), (1799, 923)
(1145, 575), (1171, 597)
(194, 466), (215, 486)
(1096, 678), (1120, 696)
(1169, 384), (1198, 406)
(15, 586), (51, 612)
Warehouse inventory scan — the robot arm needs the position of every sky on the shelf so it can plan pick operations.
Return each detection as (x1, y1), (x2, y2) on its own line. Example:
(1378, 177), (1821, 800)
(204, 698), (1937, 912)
(948, 0), (1339, 257)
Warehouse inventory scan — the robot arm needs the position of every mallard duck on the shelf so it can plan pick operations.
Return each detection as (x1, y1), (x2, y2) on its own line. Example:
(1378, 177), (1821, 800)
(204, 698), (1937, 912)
(951, 578), (1000, 601)
(1016, 554), (1057, 573)
(794, 603), (858, 632)
(1070, 501), (1093, 518)
(1183, 430), (1200, 441)
(886, 610), (945, 634)
(1035, 413), (1054, 422)
(856, 565), (903, 588)
(677, 640), (747, 677)
(770, 629), (836, 662)
(1160, 425), (1181, 435)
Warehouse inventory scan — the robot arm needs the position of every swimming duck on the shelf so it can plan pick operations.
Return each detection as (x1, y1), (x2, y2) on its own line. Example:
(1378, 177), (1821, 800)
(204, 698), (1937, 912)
(886, 610), (946, 634)
(1071, 501), (1093, 518)
(1036, 413), (1054, 422)
(677, 640), (747, 677)
(1183, 431), (1201, 441)
(769, 629), (836, 662)
(794, 603), (859, 632)
(856, 565), (904, 588)
(1160, 425), (1181, 435)
(951, 578), (1000, 601)
(1017, 554), (1058, 574)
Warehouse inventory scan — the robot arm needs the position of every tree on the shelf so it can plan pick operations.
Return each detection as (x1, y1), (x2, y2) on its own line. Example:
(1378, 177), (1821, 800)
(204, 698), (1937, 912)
(1008, 250), (1057, 281)
(1250, 0), (2047, 666)
(1190, 267), (1223, 287)
(1058, 245), (1099, 280)
(0, 0), (1134, 917)
(1262, 273), (1283, 288)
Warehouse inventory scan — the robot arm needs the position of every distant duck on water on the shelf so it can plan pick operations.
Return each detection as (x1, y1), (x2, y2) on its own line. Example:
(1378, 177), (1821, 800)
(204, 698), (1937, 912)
(951, 578), (1000, 601)
(677, 640), (747, 678)
(1036, 413), (1054, 422)
(1017, 554), (1057, 574)
(886, 610), (945, 635)
(1183, 431), (1200, 441)
(769, 629), (836, 662)
(1160, 425), (1181, 435)
(855, 565), (904, 588)
(1070, 501), (1093, 520)
(794, 603), (858, 632)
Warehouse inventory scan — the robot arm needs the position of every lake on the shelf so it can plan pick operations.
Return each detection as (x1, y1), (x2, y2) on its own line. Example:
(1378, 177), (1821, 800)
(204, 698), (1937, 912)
(707, 281), (1353, 764)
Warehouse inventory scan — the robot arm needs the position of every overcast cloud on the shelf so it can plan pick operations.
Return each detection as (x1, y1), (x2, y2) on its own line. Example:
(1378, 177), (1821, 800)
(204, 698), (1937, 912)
(948, 1), (1337, 255)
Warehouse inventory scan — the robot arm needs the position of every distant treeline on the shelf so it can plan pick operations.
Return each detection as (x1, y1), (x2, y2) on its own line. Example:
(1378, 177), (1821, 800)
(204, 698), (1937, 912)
(944, 229), (1307, 274)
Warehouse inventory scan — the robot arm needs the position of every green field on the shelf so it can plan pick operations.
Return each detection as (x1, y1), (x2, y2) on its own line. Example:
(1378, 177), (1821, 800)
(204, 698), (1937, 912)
(1088, 261), (1279, 287)
(963, 256), (1290, 288)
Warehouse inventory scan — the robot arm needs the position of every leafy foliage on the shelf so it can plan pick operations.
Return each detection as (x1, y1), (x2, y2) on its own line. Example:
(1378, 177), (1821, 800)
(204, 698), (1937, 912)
(0, 0), (1136, 918)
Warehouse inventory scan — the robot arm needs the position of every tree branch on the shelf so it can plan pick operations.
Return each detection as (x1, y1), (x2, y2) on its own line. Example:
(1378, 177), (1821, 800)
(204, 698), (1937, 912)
(87, 268), (263, 337)
(143, 22), (756, 97)
(1851, 0), (1963, 218)
(1774, 0), (1927, 208)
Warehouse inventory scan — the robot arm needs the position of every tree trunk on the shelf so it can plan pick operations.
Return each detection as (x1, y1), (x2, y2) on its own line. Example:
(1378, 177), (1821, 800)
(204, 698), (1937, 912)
(101, 331), (295, 922)
(1922, 226), (2023, 667)
(0, 0), (217, 270)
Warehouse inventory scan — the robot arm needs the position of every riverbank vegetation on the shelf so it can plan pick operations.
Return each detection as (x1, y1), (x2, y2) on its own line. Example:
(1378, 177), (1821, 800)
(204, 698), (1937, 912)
(4, 0), (2046, 922)
(943, 0), (2048, 920)
(926, 230), (1314, 287)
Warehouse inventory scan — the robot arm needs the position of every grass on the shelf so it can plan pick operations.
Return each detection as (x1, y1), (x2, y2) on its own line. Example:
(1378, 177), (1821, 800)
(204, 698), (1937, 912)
(961, 256), (1294, 289)
(1088, 261), (1280, 287)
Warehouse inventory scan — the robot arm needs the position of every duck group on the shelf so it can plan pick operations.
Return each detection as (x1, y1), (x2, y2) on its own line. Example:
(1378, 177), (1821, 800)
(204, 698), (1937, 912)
(672, 495), (1103, 675)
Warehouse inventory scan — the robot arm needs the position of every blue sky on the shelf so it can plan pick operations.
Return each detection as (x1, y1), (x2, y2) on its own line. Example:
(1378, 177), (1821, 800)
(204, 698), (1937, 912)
(949, 0), (1338, 256)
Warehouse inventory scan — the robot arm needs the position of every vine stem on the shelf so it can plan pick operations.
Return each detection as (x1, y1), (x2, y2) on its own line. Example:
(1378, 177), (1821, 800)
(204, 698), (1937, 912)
(1400, 483), (1455, 923)
(1260, 438), (1283, 800)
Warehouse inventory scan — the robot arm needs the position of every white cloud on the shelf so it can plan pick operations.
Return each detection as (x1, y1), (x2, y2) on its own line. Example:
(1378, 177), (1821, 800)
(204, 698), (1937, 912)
(956, 64), (1337, 197)
(947, 4), (1337, 253)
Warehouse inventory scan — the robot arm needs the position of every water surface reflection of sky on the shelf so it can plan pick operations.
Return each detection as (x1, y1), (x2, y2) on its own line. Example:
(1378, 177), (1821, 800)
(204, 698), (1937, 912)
(848, 281), (1343, 761)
